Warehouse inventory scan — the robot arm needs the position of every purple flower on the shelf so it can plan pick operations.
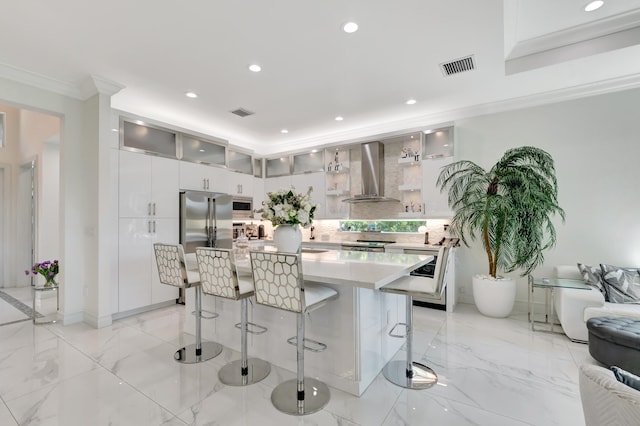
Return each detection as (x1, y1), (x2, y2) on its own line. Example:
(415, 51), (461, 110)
(48, 272), (55, 278)
(24, 270), (29, 276)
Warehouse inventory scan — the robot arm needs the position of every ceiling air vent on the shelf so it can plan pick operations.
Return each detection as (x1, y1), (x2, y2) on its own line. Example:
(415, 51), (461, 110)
(230, 108), (255, 118)
(440, 55), (475, 76)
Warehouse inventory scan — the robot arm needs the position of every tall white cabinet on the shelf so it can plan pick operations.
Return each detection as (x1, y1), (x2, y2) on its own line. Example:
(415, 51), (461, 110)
(118, 150), (179, 313)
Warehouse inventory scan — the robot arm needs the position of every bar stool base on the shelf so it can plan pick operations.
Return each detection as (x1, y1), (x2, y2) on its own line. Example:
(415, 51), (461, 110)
(218, 358), (271, 386)
(271, 378), (330, 416)
(174, 341), (222, 364)
(383, 360), (438, 389)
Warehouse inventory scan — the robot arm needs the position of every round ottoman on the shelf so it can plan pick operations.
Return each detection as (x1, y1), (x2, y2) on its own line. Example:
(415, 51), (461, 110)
(587, 317), (640, 375)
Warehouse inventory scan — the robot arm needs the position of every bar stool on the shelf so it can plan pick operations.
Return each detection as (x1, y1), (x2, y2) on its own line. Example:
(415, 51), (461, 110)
(153, 243), (223, 364)
(249, 250), (338, 416)
(195, 247), (271, 386)
(378, 245), (451, 389)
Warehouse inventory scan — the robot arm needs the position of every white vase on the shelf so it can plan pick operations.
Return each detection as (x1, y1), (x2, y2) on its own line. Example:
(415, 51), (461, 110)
(274, 224), (302, 253)
(472, 275), (517, 318)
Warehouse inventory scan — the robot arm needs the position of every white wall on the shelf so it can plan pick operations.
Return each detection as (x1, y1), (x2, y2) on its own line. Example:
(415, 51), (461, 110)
(453, 87), (640, 305)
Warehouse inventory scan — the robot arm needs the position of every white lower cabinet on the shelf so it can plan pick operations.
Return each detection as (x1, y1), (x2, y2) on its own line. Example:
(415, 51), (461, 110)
(118, 218), (178, 312)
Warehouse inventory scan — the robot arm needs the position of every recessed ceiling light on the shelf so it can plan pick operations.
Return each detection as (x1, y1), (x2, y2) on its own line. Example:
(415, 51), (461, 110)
(135, 120), (144, 125)
(584, 1), (604, 12)
(280, 129), (289, 134)
(185, 91), (198, 98)
(335, 116), (344, 121)
(406, 99), (417, 105)
(248, 64), (262, 72)
(343, 22), (359, 33)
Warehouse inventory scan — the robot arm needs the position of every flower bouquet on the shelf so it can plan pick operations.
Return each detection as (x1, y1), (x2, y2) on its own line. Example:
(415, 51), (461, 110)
(26, 260), (60, 287)
(258, 186), (318, 228)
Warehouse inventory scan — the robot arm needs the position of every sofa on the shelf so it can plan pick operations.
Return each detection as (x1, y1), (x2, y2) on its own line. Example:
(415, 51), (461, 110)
(579, 364), (640, 426)
(553, 265), (640, 342)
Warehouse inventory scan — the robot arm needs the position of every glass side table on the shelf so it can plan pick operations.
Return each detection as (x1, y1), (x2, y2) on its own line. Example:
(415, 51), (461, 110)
(528, 276), (592, 334)
(32, 283), (59, 325)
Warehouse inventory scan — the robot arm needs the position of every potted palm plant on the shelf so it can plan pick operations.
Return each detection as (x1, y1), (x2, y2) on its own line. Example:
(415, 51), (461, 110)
(437, 146), (565, 317)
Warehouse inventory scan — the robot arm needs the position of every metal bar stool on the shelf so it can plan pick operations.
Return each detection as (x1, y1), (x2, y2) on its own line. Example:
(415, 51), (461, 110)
(153, 243), (223, 364)
(250, 250), (338, 416)
(196, 247), (271, 386)
(378, 245), (451, 389)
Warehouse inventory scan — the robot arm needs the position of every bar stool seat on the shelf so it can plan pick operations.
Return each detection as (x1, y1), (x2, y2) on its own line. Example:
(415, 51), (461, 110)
(196, 247), (271, 386)
(153, 243), (223, 364)
(250, 250), (338, 416)
(378, 245), (451, 389)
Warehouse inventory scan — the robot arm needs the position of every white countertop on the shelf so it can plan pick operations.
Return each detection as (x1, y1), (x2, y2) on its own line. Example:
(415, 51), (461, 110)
(186, 249), (432, 290)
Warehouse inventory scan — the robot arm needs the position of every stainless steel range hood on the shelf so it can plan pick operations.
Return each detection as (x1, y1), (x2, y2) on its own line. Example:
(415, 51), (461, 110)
(343, 141), (400, 203)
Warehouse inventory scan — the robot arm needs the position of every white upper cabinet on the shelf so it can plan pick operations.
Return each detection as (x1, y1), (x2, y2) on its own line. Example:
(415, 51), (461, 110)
(293, 172), (325, 218)
(179, 161), (228, 193)
(119, 150), (179, 218)
(422, 156), (454, 218)
(264, 175), (293, 194)
(228, 171), (254, 197)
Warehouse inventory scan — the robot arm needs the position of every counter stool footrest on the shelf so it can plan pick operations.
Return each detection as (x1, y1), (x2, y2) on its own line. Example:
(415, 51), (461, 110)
(235, 321), (268, 335)
(389, 322), (408, 338)
(192, 309), (219, 320)
(287, 336), (327, 352)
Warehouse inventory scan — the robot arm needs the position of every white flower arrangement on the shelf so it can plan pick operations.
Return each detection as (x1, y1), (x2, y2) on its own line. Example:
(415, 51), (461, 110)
(258, 186), (318, 228)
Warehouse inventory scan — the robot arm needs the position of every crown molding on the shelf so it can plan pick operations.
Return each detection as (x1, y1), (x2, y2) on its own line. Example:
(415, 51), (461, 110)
(260, 72), (640, 156)
(79, 75), (125, 99)
(0, 62), (85, 99)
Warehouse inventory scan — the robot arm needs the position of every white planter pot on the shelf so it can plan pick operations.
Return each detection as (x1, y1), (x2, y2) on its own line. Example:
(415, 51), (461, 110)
(472, 275), (517, 318)
(273, 224), (302, 253)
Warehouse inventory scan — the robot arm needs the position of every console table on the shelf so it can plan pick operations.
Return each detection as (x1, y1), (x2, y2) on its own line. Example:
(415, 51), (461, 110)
(528, 276), (591, 334)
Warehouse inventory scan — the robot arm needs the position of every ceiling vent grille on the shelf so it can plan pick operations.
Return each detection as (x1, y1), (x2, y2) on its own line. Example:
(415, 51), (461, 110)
(230, 108), (255, 117)
(440, 55), (475, 76)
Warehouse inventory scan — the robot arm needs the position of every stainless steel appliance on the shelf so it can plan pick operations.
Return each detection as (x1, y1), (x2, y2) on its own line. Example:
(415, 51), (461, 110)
(180, 191), (233, 253)
(340, 240), (391, 252)
(342, 141), (400, 203)
(179, 190), (233, 303)
(232, 196), (253, 219)
(232, 222), (245, 240)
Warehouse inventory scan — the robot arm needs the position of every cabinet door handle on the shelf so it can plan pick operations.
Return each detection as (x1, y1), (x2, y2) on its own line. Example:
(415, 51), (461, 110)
(208, 179), (210, 190)
(238, 184), (242, 194)
(152, 220), (156, 233)
(148, 220), (151, 233)
(148, 203), (151, 216)
(203, 178), (207, 190)
(152, 203), (156, 216)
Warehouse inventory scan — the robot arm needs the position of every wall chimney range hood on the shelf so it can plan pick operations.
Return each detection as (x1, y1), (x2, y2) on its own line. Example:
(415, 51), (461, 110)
(343, 141), (399, 203)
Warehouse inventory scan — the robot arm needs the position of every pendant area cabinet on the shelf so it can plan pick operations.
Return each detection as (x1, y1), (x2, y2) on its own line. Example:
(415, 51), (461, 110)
(118, 150), (179, 313)
(324, 148), (350, 218)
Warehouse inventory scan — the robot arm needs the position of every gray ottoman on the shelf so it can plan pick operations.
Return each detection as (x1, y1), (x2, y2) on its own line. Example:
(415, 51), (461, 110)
(587, 317), (640, 375)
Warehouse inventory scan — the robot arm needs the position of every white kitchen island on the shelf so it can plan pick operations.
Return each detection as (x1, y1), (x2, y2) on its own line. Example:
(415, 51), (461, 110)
(184, 249), (432, 396)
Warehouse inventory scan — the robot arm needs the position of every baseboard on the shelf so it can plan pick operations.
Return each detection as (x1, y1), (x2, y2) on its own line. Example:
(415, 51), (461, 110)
(83, 312), (113, 328)
(111, 300), (178, 321)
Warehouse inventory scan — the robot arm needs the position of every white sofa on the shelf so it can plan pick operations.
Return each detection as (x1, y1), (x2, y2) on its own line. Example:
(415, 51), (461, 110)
(553, 265), (640, 342)
(579, 364), (640, 426)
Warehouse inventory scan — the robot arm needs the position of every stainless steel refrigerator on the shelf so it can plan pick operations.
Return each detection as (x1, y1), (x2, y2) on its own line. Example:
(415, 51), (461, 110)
(180, 190), (233, 253)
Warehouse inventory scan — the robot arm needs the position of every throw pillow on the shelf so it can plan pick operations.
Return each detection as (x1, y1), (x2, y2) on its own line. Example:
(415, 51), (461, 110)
(600, 264), (640, 304)
(611, 366), (640, 392)
(577, 263), (608, 300)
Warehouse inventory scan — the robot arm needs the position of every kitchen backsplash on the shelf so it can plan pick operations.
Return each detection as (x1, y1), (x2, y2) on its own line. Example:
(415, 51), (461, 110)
(239, 218), (451, 245)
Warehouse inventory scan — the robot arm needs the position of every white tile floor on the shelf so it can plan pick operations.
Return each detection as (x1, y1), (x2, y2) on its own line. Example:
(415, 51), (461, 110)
(0, 298), (594, 425)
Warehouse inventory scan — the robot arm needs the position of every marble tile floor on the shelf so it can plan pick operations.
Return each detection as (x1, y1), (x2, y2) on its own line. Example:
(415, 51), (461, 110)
(0, 301), (595, 426)
(0, 286), (57, 326)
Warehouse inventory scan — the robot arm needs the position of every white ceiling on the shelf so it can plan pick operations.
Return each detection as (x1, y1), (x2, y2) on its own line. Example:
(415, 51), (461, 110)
(2, 0), (640, 155)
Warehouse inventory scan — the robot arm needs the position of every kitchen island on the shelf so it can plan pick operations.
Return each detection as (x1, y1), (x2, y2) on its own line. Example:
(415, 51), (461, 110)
(184, 249), (432, 396)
